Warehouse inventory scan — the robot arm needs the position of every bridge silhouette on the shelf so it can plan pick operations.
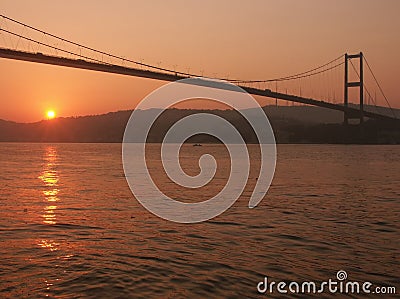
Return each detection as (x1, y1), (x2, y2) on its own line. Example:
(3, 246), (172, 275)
(0, 14), (398, 124)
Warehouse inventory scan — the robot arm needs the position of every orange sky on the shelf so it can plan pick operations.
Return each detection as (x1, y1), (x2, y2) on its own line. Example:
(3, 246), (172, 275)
(1, 0), (400, 122)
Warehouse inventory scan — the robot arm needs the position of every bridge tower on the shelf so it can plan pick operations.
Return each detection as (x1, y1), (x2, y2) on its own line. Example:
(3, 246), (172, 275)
(344, 52), (364, 125)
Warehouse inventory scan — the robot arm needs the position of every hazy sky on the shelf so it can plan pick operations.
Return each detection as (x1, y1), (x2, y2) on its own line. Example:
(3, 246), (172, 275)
(1, 0), (400, 122)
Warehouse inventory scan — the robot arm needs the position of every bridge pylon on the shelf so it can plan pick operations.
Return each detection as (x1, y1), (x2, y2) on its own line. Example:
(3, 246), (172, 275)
(344, 52), (364, 125)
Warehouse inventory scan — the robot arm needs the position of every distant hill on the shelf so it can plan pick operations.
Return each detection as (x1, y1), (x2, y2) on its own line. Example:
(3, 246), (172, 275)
(0, 105), (399, 144)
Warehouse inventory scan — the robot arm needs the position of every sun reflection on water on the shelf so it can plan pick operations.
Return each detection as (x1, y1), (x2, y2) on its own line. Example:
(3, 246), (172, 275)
(38, 146), (60, 225)
(36, 146), (64, 294)
(37, 239), (60, 252)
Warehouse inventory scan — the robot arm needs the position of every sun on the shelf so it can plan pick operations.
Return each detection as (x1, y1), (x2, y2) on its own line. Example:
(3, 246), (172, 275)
(46, 110), (56, 119)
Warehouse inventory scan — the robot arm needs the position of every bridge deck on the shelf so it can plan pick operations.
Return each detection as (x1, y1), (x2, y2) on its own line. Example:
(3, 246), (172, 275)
(0, 47), (397, 122)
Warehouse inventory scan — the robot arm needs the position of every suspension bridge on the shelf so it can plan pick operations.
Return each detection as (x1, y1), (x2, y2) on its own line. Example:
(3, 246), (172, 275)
(0, 14), (398, 124)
